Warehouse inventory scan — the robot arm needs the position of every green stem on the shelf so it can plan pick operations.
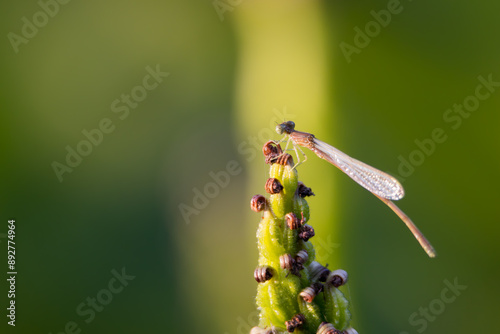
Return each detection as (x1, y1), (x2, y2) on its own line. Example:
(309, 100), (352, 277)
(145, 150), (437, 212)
(251, 143), (357, 334)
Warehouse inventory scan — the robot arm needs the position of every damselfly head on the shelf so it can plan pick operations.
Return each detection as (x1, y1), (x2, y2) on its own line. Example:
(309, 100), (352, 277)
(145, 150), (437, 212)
(275, 121), (295, 135)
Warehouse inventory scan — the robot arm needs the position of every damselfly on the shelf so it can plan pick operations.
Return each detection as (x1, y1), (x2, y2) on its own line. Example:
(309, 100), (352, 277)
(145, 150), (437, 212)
(276, 121), (436, 258)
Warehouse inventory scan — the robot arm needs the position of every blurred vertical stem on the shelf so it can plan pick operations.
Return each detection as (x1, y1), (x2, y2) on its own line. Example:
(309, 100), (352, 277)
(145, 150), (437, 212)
(234, 1), (341, 266)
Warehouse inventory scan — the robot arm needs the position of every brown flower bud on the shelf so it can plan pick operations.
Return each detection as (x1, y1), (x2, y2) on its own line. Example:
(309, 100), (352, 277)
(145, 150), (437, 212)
(254, 266), (273, 283)
(280, 253), (302, 276)
(250, 327), (273, 334)
(285, 314), (305, 333)
(317, 322), (341, 334)
(298, 224), (315, 242)
(250, 195), (268, 212)
(309, 261), (331, 283)
(295, 250), (309, 265)
(263, 141), (282, 164)
(265, 178), (284, 194)
(280, 253), (295, 270)
(327, 269), (348, 287)
(285, 212), (300, 229)
(299, 282), (323, 303)
(297, 182), (315, 198)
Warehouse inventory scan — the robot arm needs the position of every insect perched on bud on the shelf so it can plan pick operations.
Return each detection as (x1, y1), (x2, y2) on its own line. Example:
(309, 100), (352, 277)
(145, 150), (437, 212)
(254, 266), (273, 283)
(275, 121), (436, 258)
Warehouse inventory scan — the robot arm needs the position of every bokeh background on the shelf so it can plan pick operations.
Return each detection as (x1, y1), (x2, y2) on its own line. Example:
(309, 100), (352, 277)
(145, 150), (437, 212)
(1, 0), (499, 333)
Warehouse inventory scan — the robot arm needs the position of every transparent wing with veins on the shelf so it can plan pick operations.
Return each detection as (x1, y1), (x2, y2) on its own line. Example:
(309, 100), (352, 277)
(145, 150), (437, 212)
(312, 138), (404, 201)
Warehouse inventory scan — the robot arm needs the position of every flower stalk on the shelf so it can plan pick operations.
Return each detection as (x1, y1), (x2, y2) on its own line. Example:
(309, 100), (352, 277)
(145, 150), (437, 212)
(250, 141), (358, 334)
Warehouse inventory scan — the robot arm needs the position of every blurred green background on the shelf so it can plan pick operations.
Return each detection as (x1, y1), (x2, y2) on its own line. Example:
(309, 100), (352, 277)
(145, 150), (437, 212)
(1, 0), (499, 333)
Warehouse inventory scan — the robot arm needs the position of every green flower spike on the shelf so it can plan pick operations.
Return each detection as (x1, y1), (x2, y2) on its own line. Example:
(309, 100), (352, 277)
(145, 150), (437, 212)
(250, 141), (358, 334)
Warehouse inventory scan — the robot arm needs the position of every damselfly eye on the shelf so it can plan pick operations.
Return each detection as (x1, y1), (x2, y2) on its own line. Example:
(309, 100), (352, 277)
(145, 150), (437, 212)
(285, 121), (295, 130)
(276, 121), (295, 135)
